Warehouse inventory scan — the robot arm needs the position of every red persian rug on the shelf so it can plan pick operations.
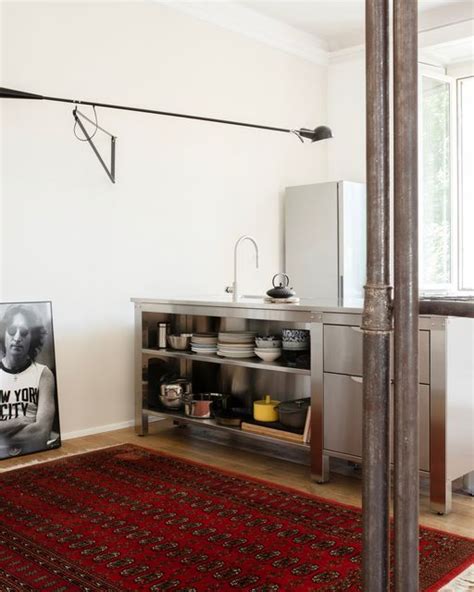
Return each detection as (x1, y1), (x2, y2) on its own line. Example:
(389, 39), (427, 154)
(0, 444), (472, 591)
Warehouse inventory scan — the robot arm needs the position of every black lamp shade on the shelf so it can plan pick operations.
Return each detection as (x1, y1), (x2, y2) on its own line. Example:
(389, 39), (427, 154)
(298, 125), (333, 142)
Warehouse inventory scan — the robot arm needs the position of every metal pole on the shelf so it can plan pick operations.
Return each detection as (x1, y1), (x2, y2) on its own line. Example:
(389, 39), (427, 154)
(393, 0), (419, 589)
(362, 0), (392, 589)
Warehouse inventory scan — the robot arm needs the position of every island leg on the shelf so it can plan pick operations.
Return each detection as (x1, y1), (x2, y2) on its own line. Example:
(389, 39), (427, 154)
(135, 304), (148, 436)
(310, 317), (329, 483)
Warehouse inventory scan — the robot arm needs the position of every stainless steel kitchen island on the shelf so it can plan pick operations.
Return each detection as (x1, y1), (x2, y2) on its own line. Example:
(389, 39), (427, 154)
(132, 296), (474, 514)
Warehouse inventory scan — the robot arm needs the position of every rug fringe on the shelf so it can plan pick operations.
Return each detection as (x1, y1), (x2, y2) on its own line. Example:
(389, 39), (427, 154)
(432, 561), (474, 591)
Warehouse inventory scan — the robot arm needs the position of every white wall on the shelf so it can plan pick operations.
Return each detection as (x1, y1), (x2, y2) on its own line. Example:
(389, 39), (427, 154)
(1, 1), (328, 437)
(327, 50), (366, 183)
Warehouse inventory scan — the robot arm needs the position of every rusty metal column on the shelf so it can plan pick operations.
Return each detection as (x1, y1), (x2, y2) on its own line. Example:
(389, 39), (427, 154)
(362, 0), (392, 589)
(393, 0), (419, 590)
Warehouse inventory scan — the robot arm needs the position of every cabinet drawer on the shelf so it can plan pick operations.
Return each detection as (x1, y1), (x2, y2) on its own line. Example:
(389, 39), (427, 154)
(323, 372), (430, 470)
(324, 325), (430, 383)
(324, 325), (363, 376)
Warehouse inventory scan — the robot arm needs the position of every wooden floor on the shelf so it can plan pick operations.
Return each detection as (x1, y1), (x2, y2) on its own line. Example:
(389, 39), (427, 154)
(1, 420), (473, 539)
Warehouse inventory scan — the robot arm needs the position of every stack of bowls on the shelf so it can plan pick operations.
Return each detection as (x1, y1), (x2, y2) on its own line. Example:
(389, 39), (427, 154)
(282, 329), (310, 351)
(217, 331), (256, 358)
(254, 335), (282, 362)
(191, 333), (218, 354)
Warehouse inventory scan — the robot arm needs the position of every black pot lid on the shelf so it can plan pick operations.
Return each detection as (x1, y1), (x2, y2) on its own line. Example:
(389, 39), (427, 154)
(279, 398), (310, 412)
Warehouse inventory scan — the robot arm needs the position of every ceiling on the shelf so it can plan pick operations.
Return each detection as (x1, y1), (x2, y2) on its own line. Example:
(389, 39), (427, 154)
(238, 0), (474, 51)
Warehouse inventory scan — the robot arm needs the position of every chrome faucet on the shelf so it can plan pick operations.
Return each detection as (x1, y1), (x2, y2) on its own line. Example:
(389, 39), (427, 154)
(225, 235), (259, 302)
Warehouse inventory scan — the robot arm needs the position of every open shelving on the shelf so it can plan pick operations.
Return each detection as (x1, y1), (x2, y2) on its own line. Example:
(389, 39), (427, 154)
(144, 407), (310, 449)
(142, 347), (310, 375)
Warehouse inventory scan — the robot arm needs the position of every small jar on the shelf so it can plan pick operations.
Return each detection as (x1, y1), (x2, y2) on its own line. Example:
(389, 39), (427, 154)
(157, 322), (170, 349)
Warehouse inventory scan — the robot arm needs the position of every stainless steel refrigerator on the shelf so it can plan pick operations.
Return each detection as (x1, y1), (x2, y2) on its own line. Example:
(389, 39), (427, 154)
(284, 181), (366, 300)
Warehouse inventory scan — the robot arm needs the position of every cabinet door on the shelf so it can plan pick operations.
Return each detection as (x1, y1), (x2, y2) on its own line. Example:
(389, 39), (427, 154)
(323, 372), (430, 470)
(324, 373), (364, 457)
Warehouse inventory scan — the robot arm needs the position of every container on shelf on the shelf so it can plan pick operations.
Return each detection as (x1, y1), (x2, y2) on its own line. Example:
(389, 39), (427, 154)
(253, 395), (279, 422)
(158, 322), (170, 349)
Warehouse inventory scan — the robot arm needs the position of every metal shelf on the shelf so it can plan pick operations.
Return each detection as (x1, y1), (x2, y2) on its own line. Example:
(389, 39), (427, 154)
(144, 408), (310, 449)
(142, 348), (310, 376)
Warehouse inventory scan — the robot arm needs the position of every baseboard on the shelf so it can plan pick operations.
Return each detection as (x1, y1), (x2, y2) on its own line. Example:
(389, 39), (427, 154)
(61, 417), (163, 441)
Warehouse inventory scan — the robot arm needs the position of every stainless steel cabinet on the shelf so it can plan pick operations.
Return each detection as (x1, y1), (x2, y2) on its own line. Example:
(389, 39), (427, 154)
(323, 374), (430, 471)
(313, 312), (474, 515)
(132, 299), (473, 516)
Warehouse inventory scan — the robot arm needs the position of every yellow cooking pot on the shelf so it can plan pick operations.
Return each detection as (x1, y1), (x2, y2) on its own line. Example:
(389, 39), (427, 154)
(253, 395), (279, 422)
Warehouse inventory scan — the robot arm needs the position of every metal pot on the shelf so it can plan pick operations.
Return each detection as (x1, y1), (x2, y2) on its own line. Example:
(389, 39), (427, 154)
(159, 379), (192, 409)
(167, 334), (192, 350)
(266, 273), (296, 299)
(278, 398), (310, 429)
(184, 393), (226, 418)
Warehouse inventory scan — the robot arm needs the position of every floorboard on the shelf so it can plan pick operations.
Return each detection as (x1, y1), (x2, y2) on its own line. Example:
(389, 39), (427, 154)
(1, 420), (473, 539)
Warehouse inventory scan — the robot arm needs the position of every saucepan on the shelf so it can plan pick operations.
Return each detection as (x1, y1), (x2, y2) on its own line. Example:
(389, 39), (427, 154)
(184, 393), (227, 418)
(159, 379), (192, 409)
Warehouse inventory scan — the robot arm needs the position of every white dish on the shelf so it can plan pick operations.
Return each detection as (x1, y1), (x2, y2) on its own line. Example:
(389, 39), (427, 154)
(217, 342), (256, 349)
(254, 347), (282, 353)
(193, 333), (218, 337)
(254, 349), (281, 362)
(191, 347), (217, 353)
(217, 351), (256, 358)
(218, 332), (257, 344)
(218, 347), (254, 353)
(219, 339), (255, 345)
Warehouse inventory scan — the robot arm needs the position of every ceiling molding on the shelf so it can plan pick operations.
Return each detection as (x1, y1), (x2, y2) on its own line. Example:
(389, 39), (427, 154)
(158, 1), (329, 66)
(419, 19), (474, 66)
(329, 44), (365, 64)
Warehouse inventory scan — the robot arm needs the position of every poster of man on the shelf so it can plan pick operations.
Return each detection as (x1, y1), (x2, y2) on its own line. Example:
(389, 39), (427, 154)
(0, 301), (60, 459)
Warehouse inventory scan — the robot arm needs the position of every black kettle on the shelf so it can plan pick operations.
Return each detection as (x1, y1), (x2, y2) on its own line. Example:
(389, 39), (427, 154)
(266, 273), (296, 299)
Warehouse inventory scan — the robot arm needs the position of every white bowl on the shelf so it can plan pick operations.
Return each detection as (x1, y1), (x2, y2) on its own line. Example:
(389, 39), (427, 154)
(255, 338), (282, 348)
(254, 349), (281, 362)
(254, 346), (282, 352)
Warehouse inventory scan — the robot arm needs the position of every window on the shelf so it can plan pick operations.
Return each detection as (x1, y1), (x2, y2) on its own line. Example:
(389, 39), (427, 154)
(419, 70), (473, 293)
(458, 76), (474, 290)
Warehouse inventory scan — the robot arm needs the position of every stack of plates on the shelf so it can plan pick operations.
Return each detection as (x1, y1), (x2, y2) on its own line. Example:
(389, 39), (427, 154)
(217, 331), (256, 358)
(191, 333), (218, 354)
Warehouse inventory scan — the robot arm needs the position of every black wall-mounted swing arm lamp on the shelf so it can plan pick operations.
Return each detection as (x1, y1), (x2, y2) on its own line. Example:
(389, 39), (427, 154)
(0, 86), (333, 182)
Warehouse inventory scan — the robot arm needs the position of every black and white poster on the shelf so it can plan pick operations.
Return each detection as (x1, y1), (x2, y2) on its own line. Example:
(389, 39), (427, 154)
(0, 301), (61, 460)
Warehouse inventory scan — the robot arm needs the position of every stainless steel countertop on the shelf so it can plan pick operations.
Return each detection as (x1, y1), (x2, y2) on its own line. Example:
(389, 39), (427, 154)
(131, 295), (364, 314)
(132, 295), (474, 318)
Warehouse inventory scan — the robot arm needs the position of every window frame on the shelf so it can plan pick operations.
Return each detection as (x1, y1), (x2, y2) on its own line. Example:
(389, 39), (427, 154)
(418, 66), (458, 294)
(456, 75), (474, 292)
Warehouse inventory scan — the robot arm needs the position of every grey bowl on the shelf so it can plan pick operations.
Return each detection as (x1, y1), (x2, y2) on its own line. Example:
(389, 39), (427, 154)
(167, 334), (192, 350)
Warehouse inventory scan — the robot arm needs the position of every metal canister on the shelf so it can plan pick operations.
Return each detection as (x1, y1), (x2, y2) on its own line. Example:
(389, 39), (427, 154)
(158, 322), (170, 349)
